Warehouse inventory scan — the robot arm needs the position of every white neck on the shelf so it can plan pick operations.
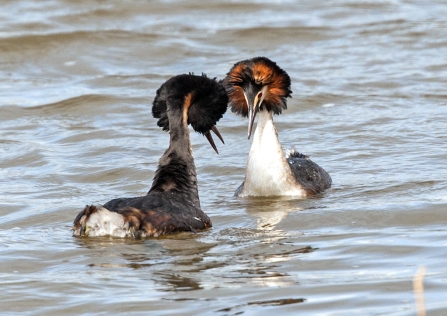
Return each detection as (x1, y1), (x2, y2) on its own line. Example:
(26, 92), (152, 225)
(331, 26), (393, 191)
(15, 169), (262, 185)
(240, 110), (306, 197)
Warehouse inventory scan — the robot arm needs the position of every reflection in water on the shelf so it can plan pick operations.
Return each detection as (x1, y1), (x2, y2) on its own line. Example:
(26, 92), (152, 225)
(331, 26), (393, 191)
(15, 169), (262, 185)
(74, 228), (316, 292)
(242, 197), (303, 230)
(76, 234), (220, 291)
(217, 297), (306, 314)
(73, 236), (146, 249)
(155, 272), (202, 291)
(254, 245), (314, 262)
(70, 194), (319, 294)
(88, 262), (153, 269)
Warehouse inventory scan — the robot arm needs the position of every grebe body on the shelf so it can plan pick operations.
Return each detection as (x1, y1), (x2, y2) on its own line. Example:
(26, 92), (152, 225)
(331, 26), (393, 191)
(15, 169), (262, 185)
(223, 57), (331, 197)
(73, 74), (228, 237)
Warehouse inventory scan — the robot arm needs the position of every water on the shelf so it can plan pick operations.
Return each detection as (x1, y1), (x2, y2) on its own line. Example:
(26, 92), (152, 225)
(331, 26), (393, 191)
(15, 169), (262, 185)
(1, 0), (446, 315)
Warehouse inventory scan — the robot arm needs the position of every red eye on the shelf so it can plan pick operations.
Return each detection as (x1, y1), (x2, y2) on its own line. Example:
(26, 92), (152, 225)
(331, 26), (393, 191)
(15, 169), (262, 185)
(258, 92), (263, 98)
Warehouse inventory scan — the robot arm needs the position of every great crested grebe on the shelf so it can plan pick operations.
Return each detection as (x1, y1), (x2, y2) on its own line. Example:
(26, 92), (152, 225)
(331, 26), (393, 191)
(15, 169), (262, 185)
(222, 57), (331, 197)
(73, 74), (228, 237)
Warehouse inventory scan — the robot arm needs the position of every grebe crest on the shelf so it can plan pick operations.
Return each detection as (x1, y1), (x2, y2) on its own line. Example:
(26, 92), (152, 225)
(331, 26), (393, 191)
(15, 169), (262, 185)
(73, 74), (228, 237)
(223, 57), (331, 197)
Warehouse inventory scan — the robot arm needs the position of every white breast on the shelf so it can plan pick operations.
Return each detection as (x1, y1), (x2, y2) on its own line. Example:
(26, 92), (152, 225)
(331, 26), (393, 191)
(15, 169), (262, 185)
(240, 110), (306, 197)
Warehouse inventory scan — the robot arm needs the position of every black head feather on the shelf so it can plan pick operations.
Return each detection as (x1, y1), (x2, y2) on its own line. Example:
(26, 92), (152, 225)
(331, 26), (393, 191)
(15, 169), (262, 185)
(152, 83), (169, 131)
(152, 74), (228, 134)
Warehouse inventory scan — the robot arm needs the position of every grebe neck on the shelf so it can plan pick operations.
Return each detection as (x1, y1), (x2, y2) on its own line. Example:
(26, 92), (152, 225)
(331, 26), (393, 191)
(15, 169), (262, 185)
(149, 118), (200, 207)
(241, 110), (306, 197)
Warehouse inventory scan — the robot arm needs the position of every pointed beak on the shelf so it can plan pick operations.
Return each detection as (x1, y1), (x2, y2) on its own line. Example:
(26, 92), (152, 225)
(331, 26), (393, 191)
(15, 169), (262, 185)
(205, 125), (225, 154)
(247, 104), (257, 140)
(245, 89), (263, 140)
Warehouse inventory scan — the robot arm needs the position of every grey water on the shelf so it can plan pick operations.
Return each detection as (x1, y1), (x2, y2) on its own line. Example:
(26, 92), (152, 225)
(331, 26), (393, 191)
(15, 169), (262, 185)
(0, 1), (446, 315)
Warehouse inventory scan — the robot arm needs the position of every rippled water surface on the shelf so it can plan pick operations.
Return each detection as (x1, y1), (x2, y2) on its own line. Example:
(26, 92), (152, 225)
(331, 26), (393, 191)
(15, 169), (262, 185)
(1, 1), (447, 315)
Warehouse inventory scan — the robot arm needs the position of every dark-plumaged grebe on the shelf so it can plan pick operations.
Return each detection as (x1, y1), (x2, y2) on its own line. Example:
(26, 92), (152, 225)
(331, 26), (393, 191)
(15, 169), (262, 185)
(222, 57), (331, 197)
(73, 74), (228, 237)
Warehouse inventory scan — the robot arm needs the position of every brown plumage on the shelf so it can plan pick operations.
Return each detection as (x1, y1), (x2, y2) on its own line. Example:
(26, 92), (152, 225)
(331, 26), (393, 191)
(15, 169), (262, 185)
(222, 57), (331, 197)
(224, 57), (291, 117)
(73, 74), (228, 238)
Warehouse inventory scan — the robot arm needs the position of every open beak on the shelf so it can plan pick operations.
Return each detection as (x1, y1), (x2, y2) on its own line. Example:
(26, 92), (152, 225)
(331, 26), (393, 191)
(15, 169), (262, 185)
(205, 125), (225, 154)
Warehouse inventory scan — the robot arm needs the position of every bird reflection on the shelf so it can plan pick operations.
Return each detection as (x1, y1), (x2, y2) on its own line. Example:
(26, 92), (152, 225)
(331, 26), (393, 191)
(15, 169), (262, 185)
(156, 273), (202, 291)
(242, 197), (303, 231)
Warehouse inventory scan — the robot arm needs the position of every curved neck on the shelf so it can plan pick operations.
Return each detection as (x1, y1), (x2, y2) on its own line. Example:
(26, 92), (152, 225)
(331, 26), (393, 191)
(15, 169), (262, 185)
(149, 109), (200, 208)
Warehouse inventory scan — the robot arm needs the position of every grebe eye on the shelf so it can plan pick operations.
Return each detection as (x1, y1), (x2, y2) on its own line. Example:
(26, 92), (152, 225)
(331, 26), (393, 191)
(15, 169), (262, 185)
(258, 92), (263, 98)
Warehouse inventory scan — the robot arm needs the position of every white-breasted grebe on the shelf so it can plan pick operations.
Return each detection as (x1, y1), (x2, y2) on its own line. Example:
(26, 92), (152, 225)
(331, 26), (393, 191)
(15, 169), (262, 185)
(73, 74), (228, 237)
(222, 57), (331, 197)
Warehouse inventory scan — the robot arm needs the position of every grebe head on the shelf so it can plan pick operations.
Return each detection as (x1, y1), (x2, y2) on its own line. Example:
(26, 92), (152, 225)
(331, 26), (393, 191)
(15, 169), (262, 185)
(152, 73), (228, 153)
(222, 57), (292, 139)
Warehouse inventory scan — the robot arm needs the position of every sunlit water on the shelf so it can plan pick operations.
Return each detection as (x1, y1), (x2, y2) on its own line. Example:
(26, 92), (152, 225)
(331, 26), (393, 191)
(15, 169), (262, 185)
(1, 1), (446, 315)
